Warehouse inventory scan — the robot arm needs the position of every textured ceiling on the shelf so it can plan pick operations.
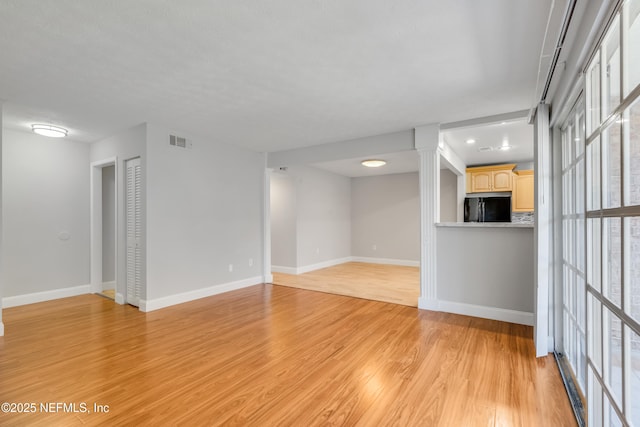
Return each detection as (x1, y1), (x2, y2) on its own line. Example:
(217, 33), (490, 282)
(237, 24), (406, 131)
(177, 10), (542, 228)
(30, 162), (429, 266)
(0, 0), (553, 152)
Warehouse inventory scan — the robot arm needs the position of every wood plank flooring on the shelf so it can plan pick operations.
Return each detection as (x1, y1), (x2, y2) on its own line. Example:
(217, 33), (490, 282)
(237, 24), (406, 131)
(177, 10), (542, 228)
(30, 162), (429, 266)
(0, 285), (575, 426)
(273, 262), (420, 306)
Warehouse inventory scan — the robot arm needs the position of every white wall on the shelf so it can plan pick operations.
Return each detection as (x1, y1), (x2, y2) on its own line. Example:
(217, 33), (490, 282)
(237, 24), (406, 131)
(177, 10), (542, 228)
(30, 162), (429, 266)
(145, 124), (264, 303)
(101, 165), (116, 284)
(90, 123), (147, 301)
(285, 165), (351, 268)
(270, 172), (297, 268)
(2, 129), (90, 298)
(439, 169), (457, 222)
(351, 172), (419, 262)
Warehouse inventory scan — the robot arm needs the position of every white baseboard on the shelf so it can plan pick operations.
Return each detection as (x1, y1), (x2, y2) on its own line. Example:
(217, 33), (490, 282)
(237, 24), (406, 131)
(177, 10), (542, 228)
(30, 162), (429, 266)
(271, 265), (297, 275)
(0, 321), (4, 336)
(115, 293), (125, 305)
(418, 297), (439, 311)
(351, 256), (420, 267)
(418, 299), (534, 326)
(2, 284), (91, 308)
(438, 300), (534, 326)
(263, 273), (274, 283)
(297, 257), (352, 274)
(139, 275), (264, 312)
(102, 281), (116, 290)
(272, 257), (352, 275)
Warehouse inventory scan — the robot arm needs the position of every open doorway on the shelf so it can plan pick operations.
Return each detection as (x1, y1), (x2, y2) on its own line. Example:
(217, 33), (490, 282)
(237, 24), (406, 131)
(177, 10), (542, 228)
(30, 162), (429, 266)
(100, 165), (116, 299)
(90, 157), (121, 303)
(269, 152), (421, 306)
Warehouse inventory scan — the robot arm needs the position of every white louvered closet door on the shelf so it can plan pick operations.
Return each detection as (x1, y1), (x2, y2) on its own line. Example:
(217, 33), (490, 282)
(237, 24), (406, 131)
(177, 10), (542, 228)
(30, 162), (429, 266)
(125, 158), (142, 307)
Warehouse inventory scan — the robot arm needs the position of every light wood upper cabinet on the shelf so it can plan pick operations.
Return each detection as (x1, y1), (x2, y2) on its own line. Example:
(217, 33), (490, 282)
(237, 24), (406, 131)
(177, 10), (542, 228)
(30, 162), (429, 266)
(466, 164), (516, 193)
(512, 170), (534, 212)
(492, 170), (513, 191)
(470, 171), (492, 192)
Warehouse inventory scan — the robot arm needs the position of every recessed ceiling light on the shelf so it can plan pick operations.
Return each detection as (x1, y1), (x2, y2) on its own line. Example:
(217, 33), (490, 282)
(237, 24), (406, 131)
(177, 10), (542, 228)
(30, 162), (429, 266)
(500, 121), (507, 125)
(31, 124), (68, 138)
(361, 159), (386, 168)
(466, 139), (476, 144)
(478, 147), (493, 152)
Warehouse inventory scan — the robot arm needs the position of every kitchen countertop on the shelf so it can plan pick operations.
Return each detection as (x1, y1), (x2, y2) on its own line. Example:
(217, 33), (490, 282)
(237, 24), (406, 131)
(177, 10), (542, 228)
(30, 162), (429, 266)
(436, 222), (534, 228)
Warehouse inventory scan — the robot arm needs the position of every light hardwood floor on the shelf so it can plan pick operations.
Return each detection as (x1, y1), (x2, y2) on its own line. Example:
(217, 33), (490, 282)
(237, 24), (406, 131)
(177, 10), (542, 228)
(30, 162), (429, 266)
(273, 262), (420, 306)
(0, 285), (575, 426)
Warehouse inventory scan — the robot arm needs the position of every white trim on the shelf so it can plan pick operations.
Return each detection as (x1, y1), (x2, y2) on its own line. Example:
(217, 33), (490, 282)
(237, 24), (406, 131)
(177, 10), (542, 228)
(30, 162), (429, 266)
(102, 281), (116, 290)
(90, 157), (118, 295)
(350, 257), (419, 267)
(2, 284), (91, 308)
(272, 257), (352, 275)
(115, 293), (125, 305)
(436, 299), (534, 326)
(296, 257), (352, 274)
(418, 297), (439, 311)
(271, 265), (298, 275)
(0, 322), (4, 336)
(139, 276), (263, 312)
(263, 164), (273, 286)
(534, 104), (552, 357)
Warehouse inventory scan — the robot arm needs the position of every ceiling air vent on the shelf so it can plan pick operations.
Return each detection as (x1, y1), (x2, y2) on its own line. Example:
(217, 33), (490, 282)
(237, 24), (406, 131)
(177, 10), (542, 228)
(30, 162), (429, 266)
(169, 134), (191, 149)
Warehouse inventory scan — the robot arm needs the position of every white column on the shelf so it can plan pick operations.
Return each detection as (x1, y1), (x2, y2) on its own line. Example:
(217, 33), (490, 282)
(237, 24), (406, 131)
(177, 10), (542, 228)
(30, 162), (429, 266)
(415, 124), (440, 310)
(534, 104), (552, 357)
(263, 160), (273, 283)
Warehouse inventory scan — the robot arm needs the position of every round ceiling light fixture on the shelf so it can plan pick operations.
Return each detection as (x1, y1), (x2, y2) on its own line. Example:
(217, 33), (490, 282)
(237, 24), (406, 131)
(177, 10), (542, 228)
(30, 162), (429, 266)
(465, 139), (476, 144)
(31, 124), (68, 138)
(361, 159), (386, 168)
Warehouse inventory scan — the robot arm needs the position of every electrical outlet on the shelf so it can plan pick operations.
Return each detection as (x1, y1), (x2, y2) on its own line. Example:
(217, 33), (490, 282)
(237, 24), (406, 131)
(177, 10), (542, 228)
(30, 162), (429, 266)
(228, 264), (233, 272)
(316, 247), (320, 255)
(249, 258), (253, 267)
(372, 244), (377, 251)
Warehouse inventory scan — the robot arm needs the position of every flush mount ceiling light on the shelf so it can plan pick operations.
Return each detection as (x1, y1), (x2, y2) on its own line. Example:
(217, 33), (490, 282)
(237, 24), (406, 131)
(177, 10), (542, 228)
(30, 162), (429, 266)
(466, 139), (476, 144)
(361, 159), (386, 168)
(31, 124), (68, 138)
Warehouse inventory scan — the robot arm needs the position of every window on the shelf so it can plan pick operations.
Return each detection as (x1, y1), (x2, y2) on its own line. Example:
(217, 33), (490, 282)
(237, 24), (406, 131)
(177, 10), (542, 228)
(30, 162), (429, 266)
(581, 3), (640, 424)
(561, 99), (587, 391)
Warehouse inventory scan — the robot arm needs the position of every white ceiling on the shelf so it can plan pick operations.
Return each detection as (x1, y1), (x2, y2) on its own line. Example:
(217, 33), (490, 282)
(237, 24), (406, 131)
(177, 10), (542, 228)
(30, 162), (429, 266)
(441, 118), (534, 166)
(312, 150), (418, 178)
(311, 116), (534, 177)
(0, 1), (555, 152)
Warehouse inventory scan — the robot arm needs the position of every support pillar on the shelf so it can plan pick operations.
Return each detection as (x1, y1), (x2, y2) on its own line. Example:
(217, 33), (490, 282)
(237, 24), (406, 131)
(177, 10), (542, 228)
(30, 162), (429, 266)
(415, 124), (440, 310)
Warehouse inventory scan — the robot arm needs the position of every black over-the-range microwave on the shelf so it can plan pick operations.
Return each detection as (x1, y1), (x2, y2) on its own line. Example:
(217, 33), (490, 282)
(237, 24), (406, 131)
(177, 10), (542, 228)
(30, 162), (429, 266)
(464, 196), (511, 222)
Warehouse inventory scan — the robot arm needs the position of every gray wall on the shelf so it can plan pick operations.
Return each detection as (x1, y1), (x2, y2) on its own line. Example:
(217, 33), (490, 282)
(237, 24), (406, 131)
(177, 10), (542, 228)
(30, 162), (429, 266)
(436, 226), (534, 313)
(270, 172), (297, 268)
(440, 168), (458, 222)
(145, 123), (264, 300)
(101, 165), (116, 284)
(2, 129), (90, 297)
(288, 165), (351, 267)
(351, 172), (419, 261)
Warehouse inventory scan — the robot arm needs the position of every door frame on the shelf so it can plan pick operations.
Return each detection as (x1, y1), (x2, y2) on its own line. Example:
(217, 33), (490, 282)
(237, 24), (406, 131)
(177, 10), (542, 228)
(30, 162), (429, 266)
(90, 157), (123, 303)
